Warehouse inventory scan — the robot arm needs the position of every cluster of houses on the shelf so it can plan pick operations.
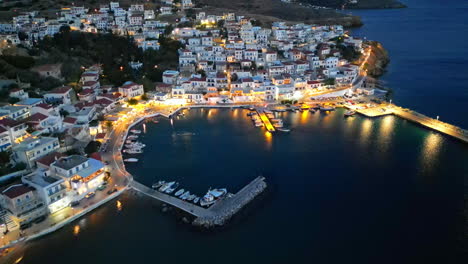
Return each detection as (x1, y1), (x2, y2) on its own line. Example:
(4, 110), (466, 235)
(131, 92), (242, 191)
(0, 65), (128, 230)
(0, 0), (195, 50)
(161, 12), (365, 103)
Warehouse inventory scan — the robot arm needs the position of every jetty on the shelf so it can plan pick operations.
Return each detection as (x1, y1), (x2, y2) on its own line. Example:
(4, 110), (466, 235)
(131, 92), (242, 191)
(348, 103), (468, 144)
(256, 109), (276, 132)
(130, 176), (267, 227)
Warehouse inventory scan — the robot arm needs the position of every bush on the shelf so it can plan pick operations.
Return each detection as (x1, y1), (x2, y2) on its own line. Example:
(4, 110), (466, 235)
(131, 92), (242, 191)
(0, 55), (35, 69)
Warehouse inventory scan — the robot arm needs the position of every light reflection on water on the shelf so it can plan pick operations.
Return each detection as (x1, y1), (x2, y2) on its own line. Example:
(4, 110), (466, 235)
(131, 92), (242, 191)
(377, 116), (396, 154)
(360, 118), (373, 148)
(419, 133), (443, 176)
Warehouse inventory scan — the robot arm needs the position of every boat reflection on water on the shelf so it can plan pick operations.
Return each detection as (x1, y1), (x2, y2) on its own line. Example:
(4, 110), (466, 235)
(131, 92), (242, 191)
(117, 200), (123, 211)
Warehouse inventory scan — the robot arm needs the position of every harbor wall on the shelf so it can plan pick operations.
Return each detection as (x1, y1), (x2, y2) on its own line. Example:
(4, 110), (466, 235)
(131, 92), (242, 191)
(193, 177), (267, 228)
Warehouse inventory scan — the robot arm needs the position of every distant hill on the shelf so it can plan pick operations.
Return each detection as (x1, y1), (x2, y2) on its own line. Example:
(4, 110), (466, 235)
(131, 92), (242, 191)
(198, 0), (363, 27)
(297, 0), (407, 9)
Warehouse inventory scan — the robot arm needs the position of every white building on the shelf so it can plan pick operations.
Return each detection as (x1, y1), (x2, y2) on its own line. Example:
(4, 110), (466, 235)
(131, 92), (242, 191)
(22, 169), (70, 214)
(12, 137), (60, 168)
(50, 155), (106, 199)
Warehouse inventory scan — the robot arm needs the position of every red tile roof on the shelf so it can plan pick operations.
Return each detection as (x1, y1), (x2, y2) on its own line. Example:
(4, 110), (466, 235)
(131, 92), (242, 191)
(25, 113), (48, 123)
(35, 103), (53, 110)
(2, 184), (34, 199)
(36, 152), (65, 167)
(63, 117), (77, 124)
(48, 86), (72, 94)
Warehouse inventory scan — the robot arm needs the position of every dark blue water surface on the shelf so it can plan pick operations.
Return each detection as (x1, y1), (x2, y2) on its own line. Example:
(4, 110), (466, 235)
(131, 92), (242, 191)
(13, 108), (468, 264)
(350, 0), (468, 128)
(5, 1), (468, 263)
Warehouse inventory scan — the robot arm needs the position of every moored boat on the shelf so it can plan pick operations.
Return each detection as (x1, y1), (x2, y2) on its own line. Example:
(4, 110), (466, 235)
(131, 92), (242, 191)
(152, 181), (165, 189)
(124, 158), (138, 162)
(277, 128), (291, 132)
(130, 129), (141, 134)
(320, 106), (335, 111)
(200, 188), (227, 206)
(193, 197), (200, 204)
(175, 189), (185, 197)
(344, 110), (356, 117)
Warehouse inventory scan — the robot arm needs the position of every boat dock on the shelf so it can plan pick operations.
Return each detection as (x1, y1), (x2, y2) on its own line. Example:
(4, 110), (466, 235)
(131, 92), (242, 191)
(131, 180), (208, 217)
(347, 103), (468, 144)
(130, 176), (268, 227)
(256, 109), (276, 132)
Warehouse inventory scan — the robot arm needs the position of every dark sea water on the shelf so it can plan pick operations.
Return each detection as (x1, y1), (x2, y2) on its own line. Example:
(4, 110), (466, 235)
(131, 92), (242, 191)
(4, 1), (468, 263)
(349, 0), (468, 128)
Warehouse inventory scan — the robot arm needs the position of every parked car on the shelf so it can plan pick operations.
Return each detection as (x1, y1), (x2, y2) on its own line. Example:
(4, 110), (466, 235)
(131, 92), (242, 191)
(107, 188), (117, 195)
(97, 184), (106, 191)
(70, 201), (80, 207)
(85, 192), (95, 199)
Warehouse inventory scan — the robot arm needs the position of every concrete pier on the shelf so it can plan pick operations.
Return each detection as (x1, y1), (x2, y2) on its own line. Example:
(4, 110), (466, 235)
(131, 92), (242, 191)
(256, 109), (276, 132)
(130, 176), (267, 227)
(130, 180), (208, 217)
(193, 176), (267, 227)
(348, 103), (468, 144)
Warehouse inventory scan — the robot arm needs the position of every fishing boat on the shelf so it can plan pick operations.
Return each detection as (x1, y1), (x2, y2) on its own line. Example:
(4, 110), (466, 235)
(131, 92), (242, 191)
(180, 191), (190, 200)
(123, 149), (143, 154)
(320, 106), (335, 111)
(200, 188), (227, 207)
(175, 189), (185, 197)
(344, 110), (356, 117)
(152, 181), (165, 189)
(124, 158), (138, 162)
(159, 181), (175, 192)
(127, 135), (138, 140)
(309, 108), (316, 113)
(165, 182), (179, 194)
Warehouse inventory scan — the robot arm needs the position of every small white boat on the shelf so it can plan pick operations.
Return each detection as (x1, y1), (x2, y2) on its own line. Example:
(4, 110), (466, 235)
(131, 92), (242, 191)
(187, 194), (196, 201)
(193, 197), (200, 204)
(130, 129), (141, 134)
(123, 149), (143, 154)
(152, 181), (165, 189)
(277, 128), (291, 132)
(127, 135), (138, 139)
(124, 158), (138, 162)
(175, 189), (185, 197)
(180, 191), (190, 200)
(159, 181), (175, 192)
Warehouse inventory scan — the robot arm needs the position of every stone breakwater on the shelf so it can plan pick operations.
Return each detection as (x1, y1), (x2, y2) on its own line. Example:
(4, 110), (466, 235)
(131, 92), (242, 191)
(193, 176), (267, 228)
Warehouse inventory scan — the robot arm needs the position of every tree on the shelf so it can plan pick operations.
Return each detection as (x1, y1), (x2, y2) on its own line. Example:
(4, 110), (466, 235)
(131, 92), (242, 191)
(0, 151), (10, 164)
(59, 109), (69, 117)
(105, 121), (113, 130)
(1, 55), (35, 69)
(84, 140), (102, 154)
(324, 78), (335, 86)
(141, 93), (149, 101)
(61, 60), (83, 82)
(127, 98), (138, 105)
(7, 97), (20, 104)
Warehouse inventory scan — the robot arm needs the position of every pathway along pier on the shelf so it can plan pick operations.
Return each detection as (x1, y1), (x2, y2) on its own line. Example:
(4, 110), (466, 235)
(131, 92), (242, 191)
(348, 103), (468, 144)
(130, 176), (267, 227)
